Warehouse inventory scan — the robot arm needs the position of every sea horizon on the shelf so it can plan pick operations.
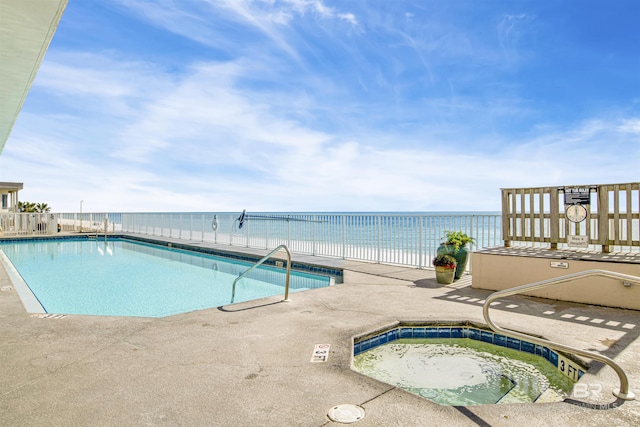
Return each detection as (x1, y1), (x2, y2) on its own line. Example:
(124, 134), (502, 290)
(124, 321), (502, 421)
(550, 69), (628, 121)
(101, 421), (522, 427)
(58, 210), (502, 215)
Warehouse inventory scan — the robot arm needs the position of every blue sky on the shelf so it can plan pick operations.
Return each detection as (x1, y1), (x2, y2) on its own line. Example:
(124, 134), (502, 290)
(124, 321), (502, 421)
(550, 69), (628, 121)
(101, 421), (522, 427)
(2, 0), (639, 212)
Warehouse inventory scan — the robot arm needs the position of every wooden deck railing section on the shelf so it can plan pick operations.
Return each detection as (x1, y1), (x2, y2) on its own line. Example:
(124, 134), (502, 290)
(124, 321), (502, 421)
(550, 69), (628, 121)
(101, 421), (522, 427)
(501, 182), (640, 252)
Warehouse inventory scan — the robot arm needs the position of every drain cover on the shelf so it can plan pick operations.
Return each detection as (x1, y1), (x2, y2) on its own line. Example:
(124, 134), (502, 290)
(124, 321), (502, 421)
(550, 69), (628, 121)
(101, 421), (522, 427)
(327, 404), (365, 423)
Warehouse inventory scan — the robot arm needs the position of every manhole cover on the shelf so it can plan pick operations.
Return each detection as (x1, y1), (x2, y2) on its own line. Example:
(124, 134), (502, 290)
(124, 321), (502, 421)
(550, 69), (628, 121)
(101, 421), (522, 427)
(327, 404), (365, 423)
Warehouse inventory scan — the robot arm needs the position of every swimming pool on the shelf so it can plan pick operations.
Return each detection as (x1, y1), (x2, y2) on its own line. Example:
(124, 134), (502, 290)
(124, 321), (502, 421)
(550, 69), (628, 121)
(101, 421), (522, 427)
(353, 324), (586, 406)
(0, 237), (333, 317)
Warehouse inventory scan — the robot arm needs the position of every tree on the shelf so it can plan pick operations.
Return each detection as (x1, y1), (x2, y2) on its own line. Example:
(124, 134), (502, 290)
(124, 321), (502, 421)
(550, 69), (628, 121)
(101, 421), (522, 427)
(35, 203), (51, 213)
(17, 201), (34, 212)
(17, 201), (51, 213)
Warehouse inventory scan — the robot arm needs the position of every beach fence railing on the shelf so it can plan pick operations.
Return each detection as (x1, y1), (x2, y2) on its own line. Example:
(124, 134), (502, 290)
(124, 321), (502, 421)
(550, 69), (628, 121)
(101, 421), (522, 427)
(0, 213), (56, 236)
(0, 212), (502, 272)
(0, 212), (121, 236)
(118, 212), (502, 271)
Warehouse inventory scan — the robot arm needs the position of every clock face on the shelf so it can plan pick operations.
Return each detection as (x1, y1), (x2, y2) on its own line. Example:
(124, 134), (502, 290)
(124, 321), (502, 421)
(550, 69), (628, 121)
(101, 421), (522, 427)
(566, 204), (587, 223)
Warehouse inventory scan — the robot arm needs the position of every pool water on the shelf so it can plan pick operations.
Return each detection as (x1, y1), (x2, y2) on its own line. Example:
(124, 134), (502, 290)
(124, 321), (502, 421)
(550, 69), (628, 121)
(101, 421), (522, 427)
(353, 338), (577, 406)
(0, 238), (331, 317)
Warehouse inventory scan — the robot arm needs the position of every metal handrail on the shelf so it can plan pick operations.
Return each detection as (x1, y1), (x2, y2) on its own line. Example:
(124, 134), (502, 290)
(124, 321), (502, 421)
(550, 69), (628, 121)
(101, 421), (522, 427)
(482, 269), (639, 401)
(230, 244), (291, 304)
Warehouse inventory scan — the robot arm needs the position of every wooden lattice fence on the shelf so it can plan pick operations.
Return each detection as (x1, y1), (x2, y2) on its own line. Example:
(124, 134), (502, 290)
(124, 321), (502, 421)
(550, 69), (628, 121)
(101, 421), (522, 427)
(501, 182), (640, 252)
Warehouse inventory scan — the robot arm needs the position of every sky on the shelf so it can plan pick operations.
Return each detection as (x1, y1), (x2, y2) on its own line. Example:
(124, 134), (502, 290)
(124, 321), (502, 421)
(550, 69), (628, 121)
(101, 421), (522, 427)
(1, 0), (639, 213)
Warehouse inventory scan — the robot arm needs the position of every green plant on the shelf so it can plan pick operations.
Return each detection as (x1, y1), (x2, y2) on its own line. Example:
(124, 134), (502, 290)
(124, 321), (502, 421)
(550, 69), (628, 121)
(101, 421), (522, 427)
(432, 254), (457, 268)
(17, 201), (51, 213)
(442, 231), (475, 252)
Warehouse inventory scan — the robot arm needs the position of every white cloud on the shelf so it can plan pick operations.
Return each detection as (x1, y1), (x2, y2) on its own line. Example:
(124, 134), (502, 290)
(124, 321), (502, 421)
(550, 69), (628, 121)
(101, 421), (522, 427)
(117, 0), (358, 62)
(107, 59), (332, 164)
(618, 118), (640, 134)
(4, 1), (639, 214)
(496, 13), (534, 62)
(337, 13), (357, 26)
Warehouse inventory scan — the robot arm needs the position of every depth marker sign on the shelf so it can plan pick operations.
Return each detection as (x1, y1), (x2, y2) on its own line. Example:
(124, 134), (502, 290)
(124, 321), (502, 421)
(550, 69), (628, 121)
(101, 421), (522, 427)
(311, 344), (330, 363)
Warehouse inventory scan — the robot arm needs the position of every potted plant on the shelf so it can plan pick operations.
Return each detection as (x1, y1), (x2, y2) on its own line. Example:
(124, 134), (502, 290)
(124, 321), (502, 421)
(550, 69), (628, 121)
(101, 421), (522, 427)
(432, 254), (457, 285)
(437, 231), (475, 280)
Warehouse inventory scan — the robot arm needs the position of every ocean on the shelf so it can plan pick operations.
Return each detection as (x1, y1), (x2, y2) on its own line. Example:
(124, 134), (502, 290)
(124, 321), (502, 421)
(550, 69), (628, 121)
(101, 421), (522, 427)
(116, 211), (502, 268)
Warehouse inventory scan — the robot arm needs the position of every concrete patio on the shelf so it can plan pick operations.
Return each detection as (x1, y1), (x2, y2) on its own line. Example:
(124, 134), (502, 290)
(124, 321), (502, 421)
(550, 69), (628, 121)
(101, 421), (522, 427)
(1, 240), (639, 426)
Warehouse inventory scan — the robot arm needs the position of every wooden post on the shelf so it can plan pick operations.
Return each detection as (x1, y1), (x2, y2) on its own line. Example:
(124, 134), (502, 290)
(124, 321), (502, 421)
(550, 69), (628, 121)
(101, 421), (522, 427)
(501, 189), (511, 247)
(598, 185), (610, 253)
(549, 187), (559, 250)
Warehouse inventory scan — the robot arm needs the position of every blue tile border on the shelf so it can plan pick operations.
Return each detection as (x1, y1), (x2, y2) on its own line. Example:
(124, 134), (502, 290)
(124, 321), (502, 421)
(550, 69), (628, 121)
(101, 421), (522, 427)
(437, 327), (451, 338)
(521, 341), (535, 355)
(468, 328), (480, 341)
(0, 234), (343, 280)
(480, 331), (493, 343)
(400, 327), (413, 339)
(0, 234), (105, 243)
(493, 334), (507, 347)
(507, 337), (521, 351)
(353, 325), (587, 380)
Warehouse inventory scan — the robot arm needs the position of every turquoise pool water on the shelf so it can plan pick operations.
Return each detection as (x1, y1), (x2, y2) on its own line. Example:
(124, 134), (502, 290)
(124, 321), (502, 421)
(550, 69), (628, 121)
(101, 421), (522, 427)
(0, 238), (331, 317)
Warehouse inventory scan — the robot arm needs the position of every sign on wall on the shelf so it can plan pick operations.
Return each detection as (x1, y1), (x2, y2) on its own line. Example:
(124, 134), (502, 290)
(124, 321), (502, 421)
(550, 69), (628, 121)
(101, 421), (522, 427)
(567, 235), (588, 248)
(561, 187), (594, 205)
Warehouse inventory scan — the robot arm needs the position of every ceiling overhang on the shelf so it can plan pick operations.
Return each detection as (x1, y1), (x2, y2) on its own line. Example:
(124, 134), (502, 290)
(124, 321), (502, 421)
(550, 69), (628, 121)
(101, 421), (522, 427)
(0, 0), (68, 154)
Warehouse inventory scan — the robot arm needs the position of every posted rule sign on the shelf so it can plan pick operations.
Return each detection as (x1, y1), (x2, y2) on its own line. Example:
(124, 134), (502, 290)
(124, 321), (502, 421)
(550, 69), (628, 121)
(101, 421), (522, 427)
(311, 344), (330, 363)
(563, 187), (591, 205)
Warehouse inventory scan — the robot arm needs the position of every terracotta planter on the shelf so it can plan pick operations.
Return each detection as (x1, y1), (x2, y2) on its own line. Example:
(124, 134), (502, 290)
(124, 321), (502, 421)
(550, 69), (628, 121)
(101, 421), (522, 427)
(437, 244), (469, 280)
(435, 266), (456, 284)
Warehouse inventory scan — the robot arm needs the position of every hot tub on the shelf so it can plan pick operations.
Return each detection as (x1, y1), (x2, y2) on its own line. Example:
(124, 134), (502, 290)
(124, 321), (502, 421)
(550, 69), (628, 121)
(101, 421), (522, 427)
(353, 323), (586, 406)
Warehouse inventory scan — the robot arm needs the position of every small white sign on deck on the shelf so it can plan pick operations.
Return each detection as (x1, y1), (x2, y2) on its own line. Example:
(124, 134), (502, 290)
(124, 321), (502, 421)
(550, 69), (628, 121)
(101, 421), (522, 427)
(311, 344), (330, 363)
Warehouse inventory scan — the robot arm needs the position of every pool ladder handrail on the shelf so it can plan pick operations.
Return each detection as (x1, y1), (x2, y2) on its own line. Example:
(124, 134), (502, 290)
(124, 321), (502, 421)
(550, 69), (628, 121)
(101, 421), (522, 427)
(482, 269), (638, 401)
(231, 244), (291, 304)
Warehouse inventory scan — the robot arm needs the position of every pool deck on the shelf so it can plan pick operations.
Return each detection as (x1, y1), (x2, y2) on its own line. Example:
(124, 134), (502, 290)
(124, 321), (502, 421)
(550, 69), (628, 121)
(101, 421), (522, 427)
(1, 235), (639, 426)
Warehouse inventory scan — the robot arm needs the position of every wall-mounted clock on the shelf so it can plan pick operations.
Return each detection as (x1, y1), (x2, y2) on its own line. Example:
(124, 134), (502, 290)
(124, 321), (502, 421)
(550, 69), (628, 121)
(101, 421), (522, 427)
(565, 204), (587, 223)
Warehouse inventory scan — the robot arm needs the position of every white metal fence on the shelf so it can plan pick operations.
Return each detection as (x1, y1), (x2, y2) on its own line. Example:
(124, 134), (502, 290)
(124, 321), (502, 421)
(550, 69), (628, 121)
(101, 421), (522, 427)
(0, 213), (57, 236)
(0, 211), (502, 269)
(0, 212), (119, 236)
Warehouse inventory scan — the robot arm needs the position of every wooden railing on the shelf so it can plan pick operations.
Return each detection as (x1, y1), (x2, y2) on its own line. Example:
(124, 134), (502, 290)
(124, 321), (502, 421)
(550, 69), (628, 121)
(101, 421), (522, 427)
(501, 182), (640, 252)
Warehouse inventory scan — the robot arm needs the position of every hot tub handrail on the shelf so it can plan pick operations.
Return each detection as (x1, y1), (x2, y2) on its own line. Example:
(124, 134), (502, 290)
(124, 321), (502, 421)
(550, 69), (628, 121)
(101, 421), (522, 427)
(482, 269), (639, 401)
(230, 244), (291, 304)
